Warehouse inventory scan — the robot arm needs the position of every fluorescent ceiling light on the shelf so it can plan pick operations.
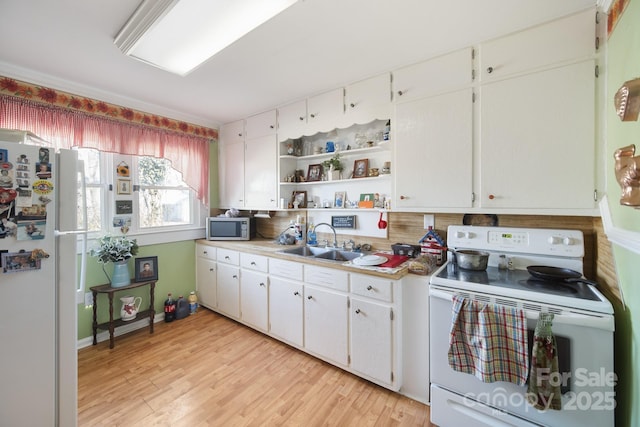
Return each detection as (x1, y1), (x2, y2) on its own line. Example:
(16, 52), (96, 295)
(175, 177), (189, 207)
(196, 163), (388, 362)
(115, 0), (298, 76)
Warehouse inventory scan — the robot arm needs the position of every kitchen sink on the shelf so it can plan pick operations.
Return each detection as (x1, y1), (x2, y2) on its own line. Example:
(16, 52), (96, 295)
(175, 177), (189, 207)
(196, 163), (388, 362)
(277, 246), (364, 263)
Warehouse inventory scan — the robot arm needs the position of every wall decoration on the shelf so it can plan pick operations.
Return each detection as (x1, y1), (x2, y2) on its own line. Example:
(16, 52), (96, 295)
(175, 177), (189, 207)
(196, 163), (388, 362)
(2, 251), (41, 273)
(115, 200), (133, 215)
(306, 164), (323, 182)
(117, 179), (131, 195)
(116, 161), (130, 177)
(353, 159), (369, 178)
(614, 144), (640, 207)
(135, 256), (159, 282)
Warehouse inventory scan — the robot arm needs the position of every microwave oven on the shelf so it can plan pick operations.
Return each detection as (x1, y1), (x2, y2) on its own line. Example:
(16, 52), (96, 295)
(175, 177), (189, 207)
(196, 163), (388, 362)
(205, 216), (256, 241)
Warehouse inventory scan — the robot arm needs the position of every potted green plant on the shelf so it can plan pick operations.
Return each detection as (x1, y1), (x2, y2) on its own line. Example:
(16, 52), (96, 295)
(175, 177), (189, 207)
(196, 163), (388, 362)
(322, 153), (343, 180)
(91, 234), (139, 288)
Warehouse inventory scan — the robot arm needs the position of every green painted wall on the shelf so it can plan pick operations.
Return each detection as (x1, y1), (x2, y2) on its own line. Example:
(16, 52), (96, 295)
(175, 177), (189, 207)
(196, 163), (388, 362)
(606, 2), (640, 426)
(77, 240), (196, 340)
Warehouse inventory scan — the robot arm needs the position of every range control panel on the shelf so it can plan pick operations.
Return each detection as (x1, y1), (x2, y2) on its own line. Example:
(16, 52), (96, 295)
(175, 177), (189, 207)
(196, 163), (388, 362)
(447, 225), (584, 258)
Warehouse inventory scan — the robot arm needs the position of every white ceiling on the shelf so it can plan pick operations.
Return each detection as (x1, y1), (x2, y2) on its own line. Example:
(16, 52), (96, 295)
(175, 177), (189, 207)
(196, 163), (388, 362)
(0, 0), (596, 129)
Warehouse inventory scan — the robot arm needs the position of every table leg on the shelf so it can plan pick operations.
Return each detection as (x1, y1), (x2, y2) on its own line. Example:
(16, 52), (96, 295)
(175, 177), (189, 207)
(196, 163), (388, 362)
(149, 282), (155, 334)
(92, 290), (98, 345)
(108, 293), (115, 349)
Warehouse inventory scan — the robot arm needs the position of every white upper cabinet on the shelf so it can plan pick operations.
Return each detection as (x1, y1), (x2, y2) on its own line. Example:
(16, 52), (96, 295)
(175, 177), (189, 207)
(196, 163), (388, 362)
(245, 110), (277, 139)
(277, 99), (307, 142)
(344, 73), (391, 125)
(479, 8), (595, 82)
(219, 119), (245, 146)
(244, 134), (277, 209)
(395, 88), (473, 209)
(479, 60), (596, 210)
(393, 47), (473, 102)
(306, 88), (345, 134)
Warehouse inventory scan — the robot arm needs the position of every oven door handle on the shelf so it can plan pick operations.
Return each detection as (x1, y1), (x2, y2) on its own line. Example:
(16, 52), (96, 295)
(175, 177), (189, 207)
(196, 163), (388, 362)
(429, 288), (614, 331)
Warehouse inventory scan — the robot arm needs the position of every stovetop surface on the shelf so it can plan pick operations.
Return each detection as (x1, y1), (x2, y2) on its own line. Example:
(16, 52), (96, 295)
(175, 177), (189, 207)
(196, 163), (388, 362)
(434, 265), (601, 301)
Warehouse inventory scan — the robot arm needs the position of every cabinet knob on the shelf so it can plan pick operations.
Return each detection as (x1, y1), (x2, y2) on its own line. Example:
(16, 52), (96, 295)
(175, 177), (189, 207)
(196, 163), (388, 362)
(209, 268), (214, 272)
(366, 285), (373, 291)
(294, 291), (300, 296)
(232, 274), (238, 279)
(307, 295), (313, 300)
(238, 133), (243, 137)
(397, 90), (404, 96)
(355, 309), (361, 314)
(203, 250), (207, 254)
(350, 103), (356, 108)
(225, 256), (230, 260)
(310, 113), (316, 118)
(259, 282), (265, 287)
(251, 261), (256, 265)
(299, 116), (304, 121)
(400, 195), (408, 200)
(488, 194), (495, 200)
(487, 66), (494, 74)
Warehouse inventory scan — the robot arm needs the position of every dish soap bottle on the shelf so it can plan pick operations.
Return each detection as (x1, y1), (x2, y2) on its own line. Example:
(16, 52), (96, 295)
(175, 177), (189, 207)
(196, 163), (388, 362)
(307, 223), (317, 246)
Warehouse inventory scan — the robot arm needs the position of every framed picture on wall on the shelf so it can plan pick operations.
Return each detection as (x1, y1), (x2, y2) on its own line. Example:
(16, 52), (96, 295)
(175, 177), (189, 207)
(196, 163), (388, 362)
(116, 179), (131, 195)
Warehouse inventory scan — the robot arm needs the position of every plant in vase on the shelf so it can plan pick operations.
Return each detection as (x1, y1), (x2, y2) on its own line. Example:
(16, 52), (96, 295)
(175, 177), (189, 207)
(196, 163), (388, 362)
(322, 153), (343, 181)
(91, 234), (139, 288)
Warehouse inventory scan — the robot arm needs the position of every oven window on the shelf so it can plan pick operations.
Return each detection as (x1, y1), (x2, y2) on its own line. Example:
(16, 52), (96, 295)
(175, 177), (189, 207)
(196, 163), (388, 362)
(527, 329), (571, 394)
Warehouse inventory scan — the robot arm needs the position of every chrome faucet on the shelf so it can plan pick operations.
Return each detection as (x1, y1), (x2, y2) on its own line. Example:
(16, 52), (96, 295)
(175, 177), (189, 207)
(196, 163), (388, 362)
(314, 222), (338, 248)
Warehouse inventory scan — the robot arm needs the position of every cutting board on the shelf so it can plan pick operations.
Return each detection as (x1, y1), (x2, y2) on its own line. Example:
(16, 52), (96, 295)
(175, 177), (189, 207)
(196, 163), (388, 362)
(373, 253), (409, 268)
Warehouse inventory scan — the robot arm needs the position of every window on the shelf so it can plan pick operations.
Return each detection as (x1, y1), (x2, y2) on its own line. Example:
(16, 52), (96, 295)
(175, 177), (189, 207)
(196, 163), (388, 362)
(77, 149), (205, 244)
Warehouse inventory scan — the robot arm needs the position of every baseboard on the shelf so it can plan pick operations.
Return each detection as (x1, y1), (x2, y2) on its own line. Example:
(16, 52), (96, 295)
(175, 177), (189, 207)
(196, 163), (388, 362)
(77, 313), (165, 349)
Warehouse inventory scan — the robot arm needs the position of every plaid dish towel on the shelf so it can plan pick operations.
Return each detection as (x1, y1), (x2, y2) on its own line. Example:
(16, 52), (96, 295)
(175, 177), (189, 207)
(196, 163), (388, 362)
(527, 313), (562, 410)
(448, 295), (529, 385)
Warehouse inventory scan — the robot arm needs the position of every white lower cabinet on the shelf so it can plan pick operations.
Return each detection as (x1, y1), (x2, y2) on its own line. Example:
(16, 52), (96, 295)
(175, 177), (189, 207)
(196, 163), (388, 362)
(304, 284), (349, 366)
(350, 297), (393, 386)
(269, 276), (303, 347)
(240, 270), (268, 331)
(216, 249), (240, 319)
(195, 244), (217, 309)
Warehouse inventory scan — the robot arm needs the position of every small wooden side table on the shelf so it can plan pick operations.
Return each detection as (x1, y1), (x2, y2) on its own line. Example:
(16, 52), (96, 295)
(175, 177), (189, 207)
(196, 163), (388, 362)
(91, 280), (156, 349)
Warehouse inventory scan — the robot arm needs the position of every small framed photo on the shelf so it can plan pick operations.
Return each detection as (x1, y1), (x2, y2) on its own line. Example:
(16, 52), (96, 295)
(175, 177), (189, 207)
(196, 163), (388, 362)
(292, 190), (307, 208)
(117, 179), (131, 195)
(353, 159), (369, 178)
(334, 191), (346, 208)
(306, 164), (323, 182)
(134, 256), (158, 282)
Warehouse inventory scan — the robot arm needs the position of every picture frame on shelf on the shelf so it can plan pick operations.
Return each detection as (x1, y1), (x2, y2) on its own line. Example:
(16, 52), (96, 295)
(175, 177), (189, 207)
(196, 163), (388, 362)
(292, 190), (307, 208)
(334, 191), (346, 208)
(134, 256), (158, 282)
(353, 159), (369, 178)
(358, 193), (375, 208)
(306, 164), (323, 182)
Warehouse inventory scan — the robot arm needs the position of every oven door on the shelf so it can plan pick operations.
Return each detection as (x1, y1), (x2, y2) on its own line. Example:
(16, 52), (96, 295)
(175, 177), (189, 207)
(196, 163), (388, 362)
(429, 286), (615, 427)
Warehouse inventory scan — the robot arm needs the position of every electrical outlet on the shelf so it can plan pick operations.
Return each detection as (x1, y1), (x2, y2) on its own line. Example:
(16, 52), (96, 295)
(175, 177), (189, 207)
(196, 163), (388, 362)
(423, 214), (435, 230)
(84, 291), (93, 307)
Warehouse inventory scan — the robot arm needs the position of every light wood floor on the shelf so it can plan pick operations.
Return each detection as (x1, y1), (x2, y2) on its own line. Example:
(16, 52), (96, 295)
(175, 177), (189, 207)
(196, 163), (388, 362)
(78, 308), (433, 426)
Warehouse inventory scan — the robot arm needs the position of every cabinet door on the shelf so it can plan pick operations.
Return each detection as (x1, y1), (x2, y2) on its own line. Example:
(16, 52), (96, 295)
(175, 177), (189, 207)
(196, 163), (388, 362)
(244, 135), (277, 209)
(218, 141), (244, 208)
(351, 298), (394, 386)
(196, 257), (217, 309)
(269, 276), (303, 347)
(344, 73), (391, 124)
(307, 88), (344, 134)
(245, 110), (277, 140)
(395, 88), (473, 208)
(393, 47), (473, 102)
(480, 60), (595, 209)
(240, 270), (268, 331)
(304, 285), (348, 366)
(277, 99), (307, 141)
(216, 263), (240, 318)
(220, 119), (245, 146)
(480, 8), (595, 82)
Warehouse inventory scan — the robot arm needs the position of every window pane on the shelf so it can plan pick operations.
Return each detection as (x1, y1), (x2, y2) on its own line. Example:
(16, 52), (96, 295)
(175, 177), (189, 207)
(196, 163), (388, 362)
(85, 187), (102, 232)
(139, 157), (184, 187)
(138, 189), (191, 227)
(77, 148), (101, 184)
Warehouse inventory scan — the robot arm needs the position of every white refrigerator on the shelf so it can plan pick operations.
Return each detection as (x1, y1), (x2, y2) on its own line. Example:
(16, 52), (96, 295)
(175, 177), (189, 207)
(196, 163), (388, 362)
(0, 129), (85, 426)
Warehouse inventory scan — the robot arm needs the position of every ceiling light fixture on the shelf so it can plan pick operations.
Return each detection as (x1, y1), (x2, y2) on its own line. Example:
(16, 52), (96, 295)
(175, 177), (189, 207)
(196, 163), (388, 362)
(114, 0), (298, 76)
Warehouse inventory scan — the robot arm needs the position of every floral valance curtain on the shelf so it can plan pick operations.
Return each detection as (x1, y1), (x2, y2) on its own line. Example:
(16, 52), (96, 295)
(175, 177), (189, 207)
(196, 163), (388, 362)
(0, 76), (216, 205)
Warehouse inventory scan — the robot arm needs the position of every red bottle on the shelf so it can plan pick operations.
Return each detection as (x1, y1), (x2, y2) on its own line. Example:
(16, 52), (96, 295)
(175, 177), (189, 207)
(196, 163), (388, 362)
(164, 293), (176, 322)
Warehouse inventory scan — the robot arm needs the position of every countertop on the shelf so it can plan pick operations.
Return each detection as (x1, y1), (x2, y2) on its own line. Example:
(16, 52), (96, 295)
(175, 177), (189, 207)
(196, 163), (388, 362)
(196, 239), (411, 280)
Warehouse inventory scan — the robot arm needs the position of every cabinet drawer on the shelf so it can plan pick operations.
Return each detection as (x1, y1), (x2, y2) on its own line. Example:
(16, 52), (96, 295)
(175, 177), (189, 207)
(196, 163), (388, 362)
(304, 265), (348, 292)
(196, 243), (216, 260)
(240, 253), (268, 272)
(351, 273), (393, 302)
(269, 258), (303, 281)
(217, 248), (240, 265)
